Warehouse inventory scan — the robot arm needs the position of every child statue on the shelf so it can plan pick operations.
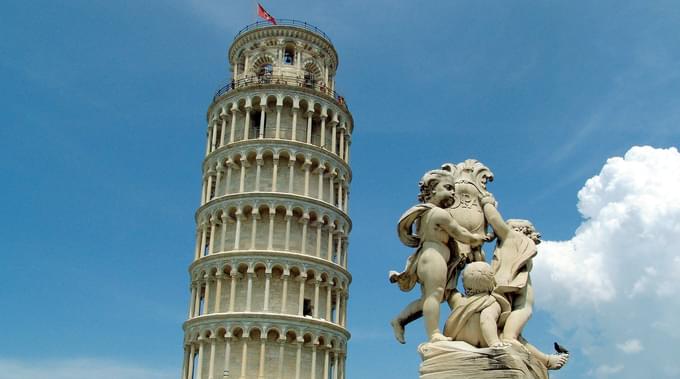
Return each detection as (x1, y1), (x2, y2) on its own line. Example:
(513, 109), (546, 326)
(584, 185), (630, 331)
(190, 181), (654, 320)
(389, 169), (487, 343)
(480, 195), (569, 370)
(443, 261), (568, 370)
(443, 261), (510, 348)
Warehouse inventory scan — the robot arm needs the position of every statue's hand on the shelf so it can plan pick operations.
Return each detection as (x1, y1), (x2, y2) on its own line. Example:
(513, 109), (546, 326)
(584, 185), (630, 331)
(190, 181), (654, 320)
(458, 251), (470, 264)
(470, 233), (486, 247)
(484, 232), (495, 242)
(480, 194), (497, 207)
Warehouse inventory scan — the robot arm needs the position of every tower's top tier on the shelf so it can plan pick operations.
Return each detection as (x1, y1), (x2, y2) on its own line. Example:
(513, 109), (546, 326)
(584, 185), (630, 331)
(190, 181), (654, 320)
(227, 19), (340, 87)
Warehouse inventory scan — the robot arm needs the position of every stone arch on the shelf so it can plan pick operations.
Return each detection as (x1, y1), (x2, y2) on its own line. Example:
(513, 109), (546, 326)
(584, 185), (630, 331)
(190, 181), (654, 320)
(303, 61), (321, 79)
(251, 54), (275, 73)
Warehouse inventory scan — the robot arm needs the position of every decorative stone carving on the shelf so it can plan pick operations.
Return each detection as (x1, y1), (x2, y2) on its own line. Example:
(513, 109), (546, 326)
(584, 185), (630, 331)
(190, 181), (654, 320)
(389, 160), (569, 378)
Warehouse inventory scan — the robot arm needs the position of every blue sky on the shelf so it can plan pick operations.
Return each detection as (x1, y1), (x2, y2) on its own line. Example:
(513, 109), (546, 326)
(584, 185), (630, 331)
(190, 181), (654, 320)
(1, 1), (680, 378)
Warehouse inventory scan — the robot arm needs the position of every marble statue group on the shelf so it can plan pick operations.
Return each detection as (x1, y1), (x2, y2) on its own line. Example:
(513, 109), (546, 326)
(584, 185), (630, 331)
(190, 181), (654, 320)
(388, 160), (569, 379)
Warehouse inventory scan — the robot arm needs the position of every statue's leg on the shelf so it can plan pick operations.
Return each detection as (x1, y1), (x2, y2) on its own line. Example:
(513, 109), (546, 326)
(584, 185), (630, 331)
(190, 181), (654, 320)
(390, 298), (423, 344)
(417, 248), (450, 342)
(519, 336), (569, 370)
(502, 281), (534, 342)
(471, 246), (485, 262)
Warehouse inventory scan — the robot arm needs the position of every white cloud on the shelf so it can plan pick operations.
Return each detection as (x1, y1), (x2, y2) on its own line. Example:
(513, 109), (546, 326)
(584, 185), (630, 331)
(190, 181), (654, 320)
(616, 339), (643, 354)
(589, 364), (624, 377)
(0, 358), (174, 379)
(532, 146), (680, 378)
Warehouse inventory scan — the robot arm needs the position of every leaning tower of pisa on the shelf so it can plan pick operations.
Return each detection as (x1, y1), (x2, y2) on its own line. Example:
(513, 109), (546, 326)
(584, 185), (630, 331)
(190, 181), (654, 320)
(181, 20), (353, 379)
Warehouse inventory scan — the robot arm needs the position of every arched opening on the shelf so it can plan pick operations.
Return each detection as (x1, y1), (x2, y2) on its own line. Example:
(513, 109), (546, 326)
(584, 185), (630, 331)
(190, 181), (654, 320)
(283, 45), (295, 65)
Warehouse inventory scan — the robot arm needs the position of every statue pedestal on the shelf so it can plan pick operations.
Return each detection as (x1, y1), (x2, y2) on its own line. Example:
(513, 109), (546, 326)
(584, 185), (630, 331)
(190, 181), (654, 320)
(418, 341), (548, 379)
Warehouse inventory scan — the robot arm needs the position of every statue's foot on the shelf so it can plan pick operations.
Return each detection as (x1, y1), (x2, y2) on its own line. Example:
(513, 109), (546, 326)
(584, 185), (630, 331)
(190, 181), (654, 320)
(429, 332), (452, 343)
(390, 319), (405, 344)
(546, 353), (569, 370)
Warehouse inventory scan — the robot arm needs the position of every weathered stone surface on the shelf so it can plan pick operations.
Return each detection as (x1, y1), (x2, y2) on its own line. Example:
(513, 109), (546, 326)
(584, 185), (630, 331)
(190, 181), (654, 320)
(418, 341), (548, 379)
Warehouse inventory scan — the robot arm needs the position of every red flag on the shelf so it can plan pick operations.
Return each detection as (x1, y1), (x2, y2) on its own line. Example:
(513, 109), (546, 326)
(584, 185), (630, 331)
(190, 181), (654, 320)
(257, 3), (277, 25)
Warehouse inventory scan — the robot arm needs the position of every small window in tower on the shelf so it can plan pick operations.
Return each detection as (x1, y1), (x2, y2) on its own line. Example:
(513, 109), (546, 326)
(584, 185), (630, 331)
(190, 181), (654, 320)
(284, 46), (295, 65)
(303, 298), (313, 317)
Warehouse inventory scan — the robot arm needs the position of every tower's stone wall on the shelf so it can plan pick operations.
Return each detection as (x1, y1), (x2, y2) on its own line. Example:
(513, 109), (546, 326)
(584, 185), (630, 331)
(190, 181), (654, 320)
(181, 21), (353, 379)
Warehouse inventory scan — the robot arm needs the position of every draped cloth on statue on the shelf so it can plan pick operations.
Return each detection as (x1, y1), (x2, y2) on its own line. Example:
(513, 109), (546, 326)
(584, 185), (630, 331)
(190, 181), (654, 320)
(442, 292), (510, 340)
(390, 203), (462, 296)
(492, 233), (536, 295)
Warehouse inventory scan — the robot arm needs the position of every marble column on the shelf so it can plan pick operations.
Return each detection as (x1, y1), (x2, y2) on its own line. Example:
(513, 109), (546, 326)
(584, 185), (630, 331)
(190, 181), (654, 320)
(284, 210), (292, 251)
(220, 213), (229, 252)
(243, 107), (251, 140)
(254, 157), (263, 191)
(214, 272), (224, 313)
(271, 157), (279, 192)
(263, 272), (272, 311)
(219, 110), (228, 147)
(306, 110), (313, 144)
(258, 106), (267, 139)
(187, 344), (196, 379)
(275, 105), (282, 138)
(245, 271), (254, 311)
(196, 338), (205, 379)
(233, 211), (243, 250)
(277, 339), (286, 379)
(249, 209), (259, 250)
(297, 274), (307, 316)
(223, 336), (232, 378)
(257, 337), (267, 379)
(281, 273), (289, 313)
(317, 165), (325, 201)
(208, 336), (217, 379)
(229, 272), (239, 312)
(313, 278), (320, 318)
(203, 274), (212, 314)
(229, 107), (238, 143)
(267, 207), (276, 250)
(239, 337), (249, 379)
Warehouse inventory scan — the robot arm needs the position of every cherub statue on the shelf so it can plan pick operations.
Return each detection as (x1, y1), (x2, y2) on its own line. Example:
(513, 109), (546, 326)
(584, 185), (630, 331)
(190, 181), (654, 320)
(480, 196), (569, 370)
(443, 261), (511, 348)
(389, 169), (487, 343)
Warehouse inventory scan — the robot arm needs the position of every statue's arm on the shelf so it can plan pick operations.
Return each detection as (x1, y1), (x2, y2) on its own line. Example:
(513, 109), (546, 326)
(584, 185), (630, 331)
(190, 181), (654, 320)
(480, 302), (503, 347)
(438, 211), (485, 246)
(447, 290), (463, 310)
(481, 200), (511, 241)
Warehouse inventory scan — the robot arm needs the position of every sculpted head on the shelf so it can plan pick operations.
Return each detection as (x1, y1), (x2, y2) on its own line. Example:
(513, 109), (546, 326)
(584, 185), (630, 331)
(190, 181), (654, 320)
(507, 219), (541, 244)
(462, 261), (495, 296)
(418, 169), (456, 207)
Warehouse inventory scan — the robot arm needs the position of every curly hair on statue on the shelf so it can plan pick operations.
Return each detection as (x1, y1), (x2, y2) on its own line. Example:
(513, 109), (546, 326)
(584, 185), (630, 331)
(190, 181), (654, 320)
(417, 169), (455, 203)
(462, 261), (496, 296)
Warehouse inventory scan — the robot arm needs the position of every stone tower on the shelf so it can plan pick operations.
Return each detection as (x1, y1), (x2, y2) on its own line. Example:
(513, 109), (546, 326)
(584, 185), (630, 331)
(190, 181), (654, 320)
(181, 19), (353, 379)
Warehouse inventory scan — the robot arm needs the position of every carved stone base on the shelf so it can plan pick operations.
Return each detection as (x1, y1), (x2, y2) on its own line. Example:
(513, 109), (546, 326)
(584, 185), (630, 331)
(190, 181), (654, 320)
(418, 341), (548, 379)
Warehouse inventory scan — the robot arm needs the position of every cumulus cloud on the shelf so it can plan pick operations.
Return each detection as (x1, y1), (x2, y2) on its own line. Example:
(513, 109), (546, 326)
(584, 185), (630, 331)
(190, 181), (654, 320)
(0, 358), (174, 379)
(616, 339), (643, 354)
(532, 146), (680, 378)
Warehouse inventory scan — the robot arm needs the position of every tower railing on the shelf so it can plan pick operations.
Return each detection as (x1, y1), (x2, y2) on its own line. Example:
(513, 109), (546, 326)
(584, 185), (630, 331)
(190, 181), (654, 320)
(213, 74), (347, 108)
(234, 19), (332, 44)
